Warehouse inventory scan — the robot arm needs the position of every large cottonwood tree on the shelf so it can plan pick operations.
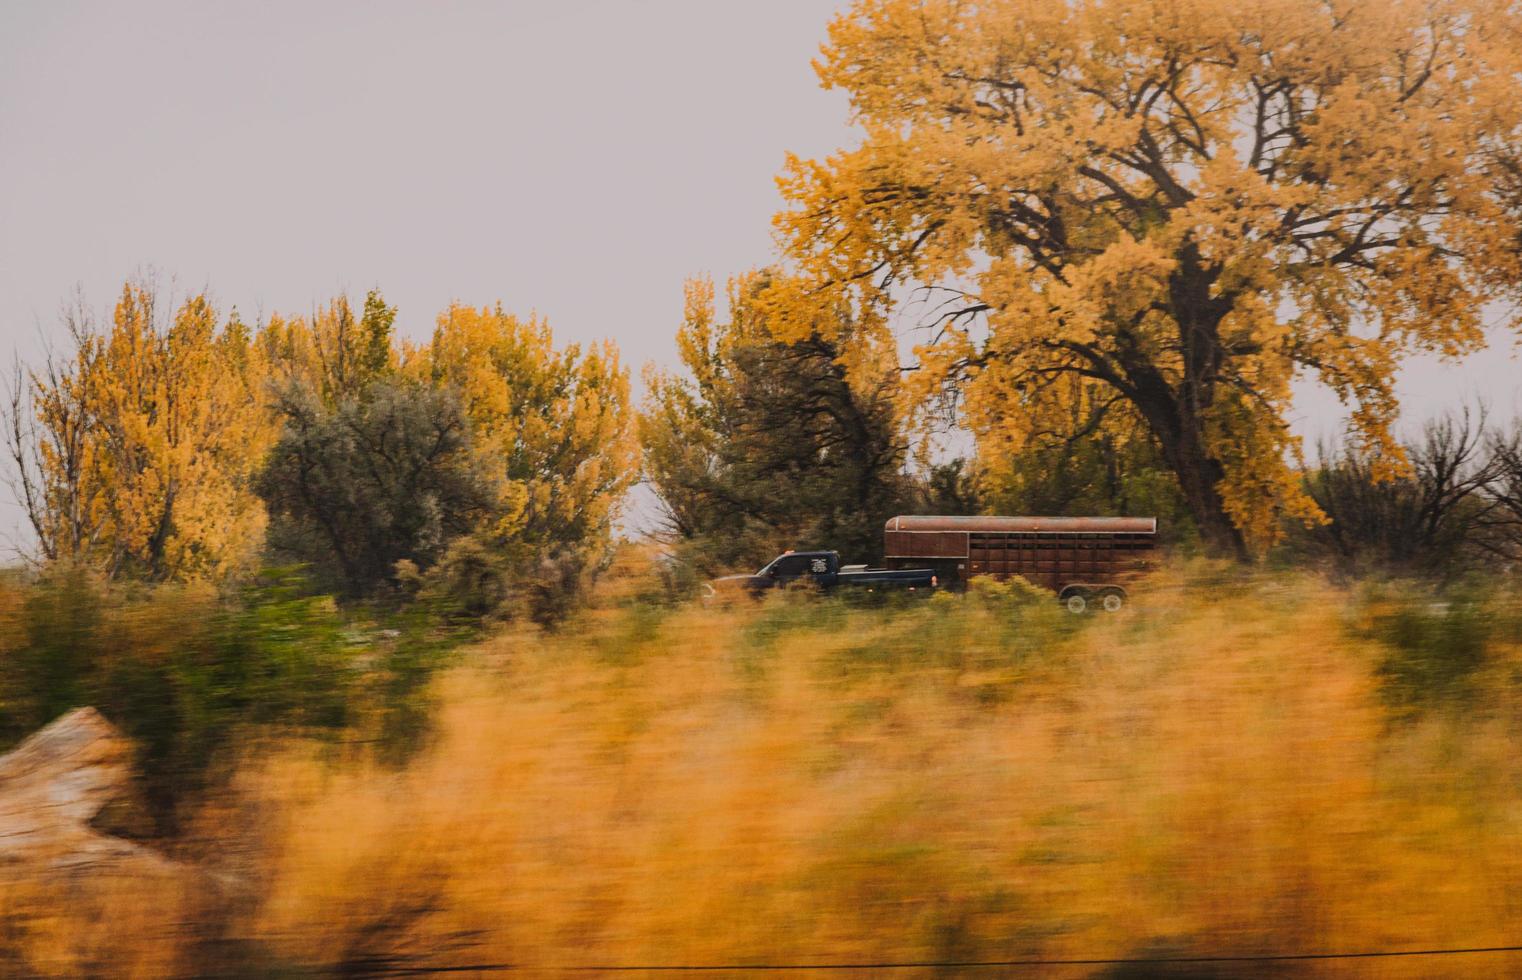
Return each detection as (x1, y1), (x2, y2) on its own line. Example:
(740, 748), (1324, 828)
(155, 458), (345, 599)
(773, 0), (1522, 556)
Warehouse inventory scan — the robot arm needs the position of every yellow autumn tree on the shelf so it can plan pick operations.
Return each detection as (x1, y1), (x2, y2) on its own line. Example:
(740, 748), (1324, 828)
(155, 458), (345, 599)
(773, 0), (1522, 556)
(7, 282), (275, 580)
(255, 289), (397, 402)
(408, 303), (637, 569)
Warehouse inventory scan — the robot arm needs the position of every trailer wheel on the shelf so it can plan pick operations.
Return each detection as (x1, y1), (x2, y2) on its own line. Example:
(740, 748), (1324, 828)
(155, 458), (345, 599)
(1064, 592), (1089, 615)
(1100, 590), (1124, 613)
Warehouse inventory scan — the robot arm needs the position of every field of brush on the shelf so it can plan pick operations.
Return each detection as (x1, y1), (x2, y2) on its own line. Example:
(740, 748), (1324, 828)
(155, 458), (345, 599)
(6, 561), (1522, 978)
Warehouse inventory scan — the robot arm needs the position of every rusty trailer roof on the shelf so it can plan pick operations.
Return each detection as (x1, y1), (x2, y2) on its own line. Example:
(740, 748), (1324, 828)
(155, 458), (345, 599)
(885, 515), (1157, 534)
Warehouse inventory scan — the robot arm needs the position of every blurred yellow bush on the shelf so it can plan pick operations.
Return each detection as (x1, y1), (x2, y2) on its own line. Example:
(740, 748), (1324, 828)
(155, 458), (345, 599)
(4, 563), (1521, 978)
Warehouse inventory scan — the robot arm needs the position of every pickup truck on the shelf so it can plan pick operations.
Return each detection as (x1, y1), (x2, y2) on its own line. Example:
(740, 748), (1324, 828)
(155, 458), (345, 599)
(704, 550), (938, 599)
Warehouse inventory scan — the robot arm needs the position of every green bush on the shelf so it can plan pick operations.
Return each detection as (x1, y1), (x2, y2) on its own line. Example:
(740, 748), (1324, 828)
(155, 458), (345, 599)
(0, 566), (460, 832)
(0, 567), (102, 740)
(401, 536), (513, 624)
(1350, 580), (1506, 715)
(258, 380), (499, 600)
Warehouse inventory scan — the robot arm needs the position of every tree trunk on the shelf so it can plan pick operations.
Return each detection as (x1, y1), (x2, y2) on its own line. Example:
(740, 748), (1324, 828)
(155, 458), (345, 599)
(1158, 422), (1248, 560)
(1153, 256), (1249, 559)
(1121, 336), (1249, 560)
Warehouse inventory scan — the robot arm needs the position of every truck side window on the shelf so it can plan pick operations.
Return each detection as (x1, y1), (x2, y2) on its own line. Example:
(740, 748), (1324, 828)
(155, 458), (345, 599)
(773, 555), (811, 577)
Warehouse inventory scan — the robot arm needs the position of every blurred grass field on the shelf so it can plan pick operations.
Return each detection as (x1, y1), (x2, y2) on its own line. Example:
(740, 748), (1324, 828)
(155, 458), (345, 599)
(4, 555), (1522, 977)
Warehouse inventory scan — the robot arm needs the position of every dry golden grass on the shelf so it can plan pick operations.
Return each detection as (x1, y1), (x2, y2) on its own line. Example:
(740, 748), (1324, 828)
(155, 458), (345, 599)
(6, 562), (1522, 978)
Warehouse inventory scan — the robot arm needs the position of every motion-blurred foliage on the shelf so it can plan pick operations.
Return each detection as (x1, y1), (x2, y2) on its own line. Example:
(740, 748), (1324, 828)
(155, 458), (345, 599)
(4, 558), (1520, 977)
(0, 566), (463, 832)
(1350, 579), (1519, 717)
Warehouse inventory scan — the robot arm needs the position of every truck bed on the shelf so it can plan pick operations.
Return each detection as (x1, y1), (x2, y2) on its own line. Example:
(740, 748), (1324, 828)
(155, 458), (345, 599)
(836, 567), (936, 587)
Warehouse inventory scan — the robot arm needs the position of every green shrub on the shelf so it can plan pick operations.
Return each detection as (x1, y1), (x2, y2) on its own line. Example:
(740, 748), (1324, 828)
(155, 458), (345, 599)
(403, 536), (513, 624)
(0, 566), (102, 740)
(1351, 581), (1500, 714)
(0, 566), (461, 832)
(257, 380), (499, 599)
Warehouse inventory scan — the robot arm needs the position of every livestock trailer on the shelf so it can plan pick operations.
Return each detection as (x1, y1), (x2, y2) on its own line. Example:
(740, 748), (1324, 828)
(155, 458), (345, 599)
(883, 515), (1157, 612)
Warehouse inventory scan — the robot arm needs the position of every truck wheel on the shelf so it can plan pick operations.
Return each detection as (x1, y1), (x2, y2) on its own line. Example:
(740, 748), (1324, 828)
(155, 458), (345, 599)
(1100, 591), (1124, 613)
(1064, 592), (1088, 615)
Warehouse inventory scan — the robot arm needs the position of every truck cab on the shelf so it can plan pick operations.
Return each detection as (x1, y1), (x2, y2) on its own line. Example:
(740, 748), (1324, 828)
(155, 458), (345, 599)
(706, 550), (938, 600)
(748, 550), (840, 589)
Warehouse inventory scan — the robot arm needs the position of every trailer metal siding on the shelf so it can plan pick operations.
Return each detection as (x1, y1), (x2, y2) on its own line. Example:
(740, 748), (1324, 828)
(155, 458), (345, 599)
(886, 515), (1156, 534)
(883, 530), (969, 559)
(883, 515), (1157, 593)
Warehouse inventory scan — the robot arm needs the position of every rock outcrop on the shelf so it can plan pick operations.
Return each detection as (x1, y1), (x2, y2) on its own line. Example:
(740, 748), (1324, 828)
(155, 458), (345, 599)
(0, 706), (176, 878)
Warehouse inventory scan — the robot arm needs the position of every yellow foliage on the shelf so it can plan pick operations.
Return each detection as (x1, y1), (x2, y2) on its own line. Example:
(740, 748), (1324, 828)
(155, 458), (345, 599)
(15, 282), (635, 590)
(20, 283), (274, 581)
(774, 0), (1522, 555)
(407, 302), (637, 560)
(254, 289), (396, 402)
(209, 581), (1522, 974)
(9, 568), (1522, 976)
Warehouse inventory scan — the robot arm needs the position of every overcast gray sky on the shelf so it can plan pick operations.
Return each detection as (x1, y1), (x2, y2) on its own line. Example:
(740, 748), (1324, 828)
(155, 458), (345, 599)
(0, 0), (857, 543)
(1, 1), (853, 364)
(2, 0), (1518, 546)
